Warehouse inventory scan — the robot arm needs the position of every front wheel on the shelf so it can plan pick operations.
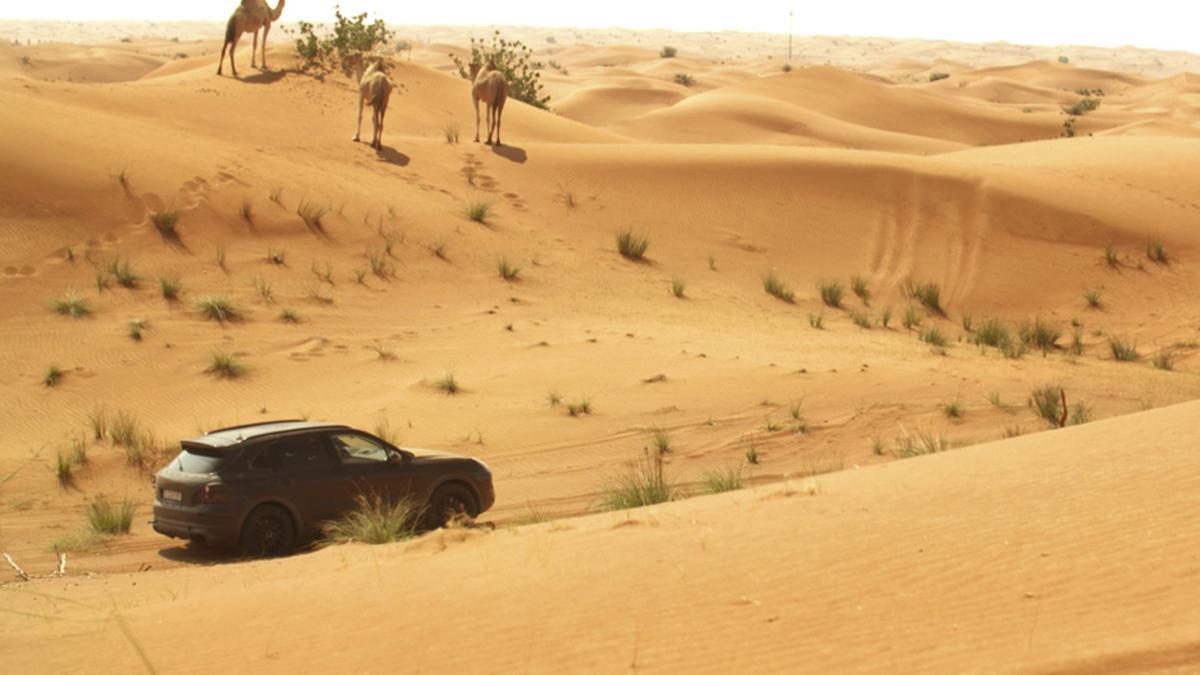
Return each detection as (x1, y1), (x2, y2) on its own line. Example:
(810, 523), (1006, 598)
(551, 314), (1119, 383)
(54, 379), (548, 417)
(425, 484), (479, 530)
(239, 505), (295, 557)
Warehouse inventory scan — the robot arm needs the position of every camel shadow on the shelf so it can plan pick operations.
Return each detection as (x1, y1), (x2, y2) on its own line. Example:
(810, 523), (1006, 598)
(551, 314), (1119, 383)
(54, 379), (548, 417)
(241, 70), (286, 85)
(492, 144), (528, 164)
(376, 145), (411, 167)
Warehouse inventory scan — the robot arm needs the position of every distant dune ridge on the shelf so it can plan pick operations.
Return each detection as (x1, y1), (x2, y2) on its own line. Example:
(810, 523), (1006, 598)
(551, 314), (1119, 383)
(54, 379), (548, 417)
(1, 20), (1199, 674)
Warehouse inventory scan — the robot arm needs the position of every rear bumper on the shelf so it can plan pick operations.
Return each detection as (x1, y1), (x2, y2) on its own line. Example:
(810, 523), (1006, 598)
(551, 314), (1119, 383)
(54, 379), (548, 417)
(152, 502), (240, 548)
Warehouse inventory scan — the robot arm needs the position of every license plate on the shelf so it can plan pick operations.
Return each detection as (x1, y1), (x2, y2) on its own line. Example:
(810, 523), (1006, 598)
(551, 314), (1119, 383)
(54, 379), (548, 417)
(162, 489), (183, 502)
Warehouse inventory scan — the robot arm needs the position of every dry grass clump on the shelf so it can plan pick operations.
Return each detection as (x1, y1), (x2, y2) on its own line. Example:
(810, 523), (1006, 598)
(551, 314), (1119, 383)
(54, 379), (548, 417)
(1108, 337), (1139, 362)
(601, 450), (671, 510)
(158, 275), (182, 301)
(1083, 286), (1104, 310)
(442, 124), (460, 144)
(670, 276), (687, 299)
(151, 209), (180, 239)
(1019, 317), (1061, 354)
(763, 271), (795, 303)
(88, 495), (135, 534)
(51, 292), (90, 319)
(850, 310), (871, 329)
(902, 305), (921, 330)
(1146, 238), (1169, 265)
(616, 229), (651, 261)
(463, 200), (492, 224)
(902, 278), (944, 315)
(850, 275), (870, 304)
(818, 280), (844, 308)
(433, 372), (460, 394)
(496, 256), (522, 282)
(197, 295), (242, 323)
(1152, 349), (1175, 371)
(701, 464), (744, 494)
(972, 317), (1011, 349)
(566, 398), (592, 417)
(206, 351), (245, 379)
(279, 307), (301, 324)
(919, 325), (948, 348)
(893, 427), (950, 457)
(297, 199), (329, 232)
(109, 257), (140, 288)
(1029, 385), (1066, 428)
(322, 492), (423, 544)
(43, 364), (64, 387)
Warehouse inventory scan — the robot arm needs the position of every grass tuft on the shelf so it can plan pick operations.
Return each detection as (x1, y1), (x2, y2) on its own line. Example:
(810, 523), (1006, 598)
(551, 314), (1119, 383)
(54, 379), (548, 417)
(1020, 317), (1061, 354)
(496, 256), (522, 282)
(650, 427), (672, 455)
(850, 309), (871, 329)
(893, 427), (949, 457)
(818, 280), (844, 309)
(108, 257), (139, 289)
(808, 312), (825, 329)
(850, 275), (870, 304)
(1083, 286), (1103, 310)
(279, 307), (301, 324)
(1108, 337), (1139, 362)
(54, 450), (74, 487)
(240, 200), (254, 224)
(463, 200), (492, 224)
(566, 398), (592, 417)
(670, 275), (687, 299)
(919, 325), (948, 348)
(87, 496), (135, 535)
(297, 199), (329, 232)
(434, 372), (459, 395)
(616, 229), (651, 261)
(905, 279), (944, 315)
(942, 400), (963, 419)
(150, 209), (179, 239)
(323, 492), (424, 544)
(51, 292), (90, 319)
(1029, 385), (1065, 428)
(973, 317), (1011, 349)
(902, 305), (921, 330)
(763, 271), (795, 303)
(1146, 238), (1169, 265)
(88, 406), (108, 441)
(601, 450), (671, 510)
(1103, 243), (1121, 268)
(196, 295), (241, 323)
(43, 364), (64, 387)
(128, 318), (147, 340)
(206, 351), (245, 379)
(701, 464), (744, 494)
(158, 275), (182, 301)
(442, 124), (460, 144)
(1152, 350), (1175, 371)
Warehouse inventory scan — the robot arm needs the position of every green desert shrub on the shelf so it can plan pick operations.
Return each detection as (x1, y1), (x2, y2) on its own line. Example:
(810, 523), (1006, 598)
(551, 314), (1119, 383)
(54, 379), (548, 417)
(763, 271), (794, 303)
(601, 451), (671, 510)
(1108, 337), (1139, 362)
(197, 295), (241, 323)
(616, 229), (651, 261)
(701, 464), (744, 494)
(296, 8), (393, 73)
(818, 280), (844, 308)
(322, 492), (424, 544)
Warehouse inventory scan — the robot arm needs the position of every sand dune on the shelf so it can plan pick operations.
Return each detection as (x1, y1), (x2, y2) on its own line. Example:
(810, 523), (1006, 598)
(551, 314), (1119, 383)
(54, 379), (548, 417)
(1, 23), (1200, 672)
(5, 401), (1200, 672)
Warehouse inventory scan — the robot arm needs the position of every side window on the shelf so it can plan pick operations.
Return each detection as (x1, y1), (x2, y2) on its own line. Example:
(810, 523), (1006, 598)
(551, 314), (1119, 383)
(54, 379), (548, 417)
(329, 433), (390, 464)
(251, 435), (333, 470)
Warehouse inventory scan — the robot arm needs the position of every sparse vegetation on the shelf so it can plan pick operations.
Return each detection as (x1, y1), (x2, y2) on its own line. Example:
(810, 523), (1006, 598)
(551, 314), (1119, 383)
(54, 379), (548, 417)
(215, 245), (228, 273)
(670, 276), (687, 299)
(1152, 350), (1175, 371)
(463, 200), (492, 224)
(51, 292), (90, 319)
(929, 72), (950, 82)
(1146, 238), (1169, 265)
(269, 187), (284, 205)
(279, 307), (301, 324)
(808, 312), (825, 329)
(1020, 317), (1061, 354)
(1029, 385), (1066, 428)
(920, 325), (949, 348)
(763, 271), (795, 303)
(322, 492), (423, 545)
(673, 73), (695, 87)
(650, 428), (672, 455)
(850, 275), (870, 304)
(297, 199), (329, 232)
(566, 398), (592, 417)
(879, 306), (893, 328)
(110, 410), (139, 449)
(295, 8), (393, 73)
(1104, 243), (1121, 268)
(196, 295), (242, 323)
(428, 239), (449, 261)
(367, 248), (391, 279)
(557, 183), (577, 209)
(368, 343), (396, 361)
(903, 278), (944, 315)
(158, 275), (182, 301)
(850, 310), (871, 329)
(150, 209), (180, 239)
(496, 256), (522, 282)
(86, 496), (135, 535)
(893, 427), (950, 457)
(240, 200), (254, 224)
(311, 259), (335, 285)
(43, 364), (64, 387)
(973, 317), (1012, 349)
(902, 305), (921, 330)
(253, 276), (274, 304)
(434, 372), (460, 395)
(1108, 337), (1139, 362)
(88, 406), (108, 441)
(601, 450), (671, 510)
(942, 399), (963, 419)
(207, 351), (245, 379)
(616, 229), (651, 261)
(701, 464), (744, 494)
(127, 317), (147, 341)
(54, 451), (74, 487)
(818, 280), (844, 309)
(545, 391), (563, 407)
(660, 46), (677, 58)
(1084, 286), (1103, 309)
(1063, 98), (1101, 116)
(108, 257), (139, 288)
(745, 445), (759, 465)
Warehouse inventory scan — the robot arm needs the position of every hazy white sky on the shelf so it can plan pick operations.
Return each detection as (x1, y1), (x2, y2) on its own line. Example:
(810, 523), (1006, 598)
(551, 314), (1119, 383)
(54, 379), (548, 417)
(3, 1), (1197, 52)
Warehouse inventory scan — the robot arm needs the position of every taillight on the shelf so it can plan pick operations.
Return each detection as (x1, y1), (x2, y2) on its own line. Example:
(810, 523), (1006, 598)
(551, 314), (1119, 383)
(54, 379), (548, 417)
(201, 482), (234, 504)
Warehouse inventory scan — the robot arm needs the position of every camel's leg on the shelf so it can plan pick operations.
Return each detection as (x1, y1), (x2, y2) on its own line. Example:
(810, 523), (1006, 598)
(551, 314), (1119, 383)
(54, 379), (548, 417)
(495, 99), (506, 146)
(251, 30), (259, 69)
(217, 41), (229, 75)
(487, 102), (498, 145)
(229, 34), (242, 78)
(473, 96), (482, 143)
(354, 96), (364, 142)
(261, 23), (271, 70)
(376, 98), (388, 149)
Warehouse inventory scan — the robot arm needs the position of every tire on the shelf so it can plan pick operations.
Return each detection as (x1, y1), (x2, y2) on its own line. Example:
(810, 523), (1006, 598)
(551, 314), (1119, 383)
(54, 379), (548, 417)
(425, 484), (479, 530)
(239, 505), (295, 558)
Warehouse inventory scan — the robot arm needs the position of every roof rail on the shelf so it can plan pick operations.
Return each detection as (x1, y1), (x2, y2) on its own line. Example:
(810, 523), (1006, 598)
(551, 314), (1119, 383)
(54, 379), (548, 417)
(205, 419), (308, 435)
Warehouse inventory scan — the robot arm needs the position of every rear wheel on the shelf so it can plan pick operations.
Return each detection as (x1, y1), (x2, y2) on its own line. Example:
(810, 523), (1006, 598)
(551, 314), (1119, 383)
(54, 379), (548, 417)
(425, 484), (479, 530)
(239, 505), (295, 558)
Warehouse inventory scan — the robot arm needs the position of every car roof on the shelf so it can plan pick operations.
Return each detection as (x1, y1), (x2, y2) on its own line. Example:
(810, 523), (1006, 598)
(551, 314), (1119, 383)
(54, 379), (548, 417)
(186, 420), (349, 449)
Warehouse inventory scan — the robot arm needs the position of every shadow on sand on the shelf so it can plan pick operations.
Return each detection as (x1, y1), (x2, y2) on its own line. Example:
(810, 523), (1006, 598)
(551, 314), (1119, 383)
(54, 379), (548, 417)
(376, 145), (411, 167)
(240, 69), (287, 85)
(492, 144), (527, 164)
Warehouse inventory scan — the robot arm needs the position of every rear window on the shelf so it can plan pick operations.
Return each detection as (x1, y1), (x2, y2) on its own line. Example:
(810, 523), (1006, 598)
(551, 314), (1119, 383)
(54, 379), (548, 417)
(176, 446), (229, 474)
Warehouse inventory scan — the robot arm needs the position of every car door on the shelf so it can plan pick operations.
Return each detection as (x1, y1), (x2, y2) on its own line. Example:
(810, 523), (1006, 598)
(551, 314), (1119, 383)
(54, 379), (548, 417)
(326, 431), (420, 503)
(254, 434), (352, 528)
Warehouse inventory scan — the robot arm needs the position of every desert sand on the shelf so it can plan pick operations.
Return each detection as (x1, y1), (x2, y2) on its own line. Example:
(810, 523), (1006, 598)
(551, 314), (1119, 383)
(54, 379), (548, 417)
(1, 20), (1199, 673)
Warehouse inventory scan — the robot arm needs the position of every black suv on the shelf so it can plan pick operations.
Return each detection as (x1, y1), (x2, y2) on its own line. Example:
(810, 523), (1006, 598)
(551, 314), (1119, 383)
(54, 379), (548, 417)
(152, 420), (495, 556)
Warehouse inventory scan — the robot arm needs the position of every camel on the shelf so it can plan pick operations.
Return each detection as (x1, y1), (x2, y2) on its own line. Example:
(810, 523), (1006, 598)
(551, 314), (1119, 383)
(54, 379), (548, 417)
(217, 0), (286, 78)
(470, 61), (509, 146)
(353, 57), (393, 150)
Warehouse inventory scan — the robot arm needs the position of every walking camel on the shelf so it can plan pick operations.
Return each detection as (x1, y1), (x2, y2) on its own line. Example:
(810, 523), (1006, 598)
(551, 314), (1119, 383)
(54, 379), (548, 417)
(353, 57), (394, 150)
(470, 61), (509, 146)
(217, 0), (286, 78)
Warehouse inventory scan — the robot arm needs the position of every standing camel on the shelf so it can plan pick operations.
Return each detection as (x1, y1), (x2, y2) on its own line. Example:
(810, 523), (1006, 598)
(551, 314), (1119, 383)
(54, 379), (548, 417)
(470, 61), (509, 146)
(217, 0), (286, 78)
(353, 57), (394, 150)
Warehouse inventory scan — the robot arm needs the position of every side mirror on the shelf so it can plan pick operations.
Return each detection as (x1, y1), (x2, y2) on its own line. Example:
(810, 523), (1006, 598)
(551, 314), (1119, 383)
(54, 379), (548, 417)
(388, 451), (409, 465)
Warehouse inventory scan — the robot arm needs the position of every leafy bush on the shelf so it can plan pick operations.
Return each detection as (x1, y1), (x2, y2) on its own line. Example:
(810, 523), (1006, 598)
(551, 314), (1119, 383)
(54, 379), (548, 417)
(1063, 98), (1101, 116)
(660, 46), (677, 58)
(673, 73), (694, 87)
(451, 31), (550, 109)
(296, 8), (392, 73)
(929, 72), (950, 82)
